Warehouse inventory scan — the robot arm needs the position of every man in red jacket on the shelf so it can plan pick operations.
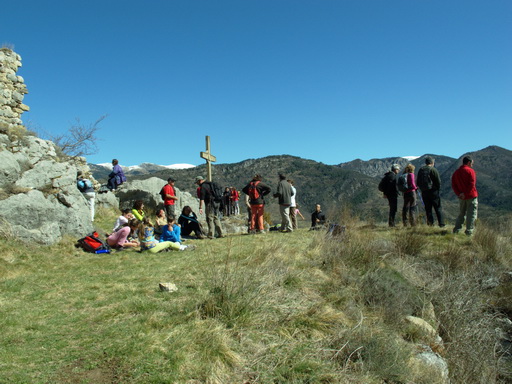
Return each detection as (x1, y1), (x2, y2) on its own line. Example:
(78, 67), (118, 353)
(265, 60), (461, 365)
(451, 155), (478, 235)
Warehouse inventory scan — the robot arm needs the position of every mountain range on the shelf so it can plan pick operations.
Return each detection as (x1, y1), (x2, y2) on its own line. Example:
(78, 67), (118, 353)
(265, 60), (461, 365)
(90, 145), (512, 223)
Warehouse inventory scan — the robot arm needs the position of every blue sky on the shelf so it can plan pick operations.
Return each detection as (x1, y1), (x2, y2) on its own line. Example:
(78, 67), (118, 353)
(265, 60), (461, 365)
(2, 0), (511, 166)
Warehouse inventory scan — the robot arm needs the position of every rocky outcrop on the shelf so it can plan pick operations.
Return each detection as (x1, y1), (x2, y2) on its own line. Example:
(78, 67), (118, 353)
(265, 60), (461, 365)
(0, 49), (94, 244)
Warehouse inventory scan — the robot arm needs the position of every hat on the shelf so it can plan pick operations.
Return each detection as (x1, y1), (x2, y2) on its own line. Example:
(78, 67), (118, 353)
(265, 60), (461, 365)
(391, 164), (400, 171)
(167, 177), (175, 182)
(195, 176), (204, 183)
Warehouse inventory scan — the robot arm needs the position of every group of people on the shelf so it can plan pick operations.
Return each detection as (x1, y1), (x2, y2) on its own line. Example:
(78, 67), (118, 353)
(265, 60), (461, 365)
(105, 200), (206, 252)
(222, 187), (240, 216)
(379, 155), (478, 236)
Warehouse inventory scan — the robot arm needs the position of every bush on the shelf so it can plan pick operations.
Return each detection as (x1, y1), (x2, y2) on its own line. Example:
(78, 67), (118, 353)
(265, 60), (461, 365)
(362, 267), (425, 323)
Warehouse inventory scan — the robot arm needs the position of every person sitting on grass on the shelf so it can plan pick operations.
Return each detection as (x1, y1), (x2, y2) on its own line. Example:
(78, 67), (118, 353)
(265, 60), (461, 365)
(139, 218), (190, 253)
(160, 217), (182, 244)
(112, 208), (134, 233)
(310, 204), (327, 230)
(154, 208), (167, 238)
(107, 219), (140, 249)
(131, 200), (146, 221)
(178, 206), (206, 239)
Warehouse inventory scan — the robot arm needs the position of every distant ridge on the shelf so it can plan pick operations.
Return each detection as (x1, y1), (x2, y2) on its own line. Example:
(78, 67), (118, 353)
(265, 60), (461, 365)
(89, 145), (512, 221)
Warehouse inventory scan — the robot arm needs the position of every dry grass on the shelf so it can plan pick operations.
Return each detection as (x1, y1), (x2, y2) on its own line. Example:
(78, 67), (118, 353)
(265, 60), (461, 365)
(1, 209), (511, 382)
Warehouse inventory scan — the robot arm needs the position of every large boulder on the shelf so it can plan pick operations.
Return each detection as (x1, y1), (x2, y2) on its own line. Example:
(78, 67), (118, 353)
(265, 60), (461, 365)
(0, 189), (93, 245)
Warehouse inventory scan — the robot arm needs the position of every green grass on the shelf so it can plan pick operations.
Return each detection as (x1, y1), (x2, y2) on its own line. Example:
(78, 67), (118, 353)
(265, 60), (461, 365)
(1, 212), (511, 383)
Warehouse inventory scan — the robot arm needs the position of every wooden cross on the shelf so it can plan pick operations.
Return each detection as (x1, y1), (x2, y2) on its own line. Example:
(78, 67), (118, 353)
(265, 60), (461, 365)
(200, 135), (216, 181)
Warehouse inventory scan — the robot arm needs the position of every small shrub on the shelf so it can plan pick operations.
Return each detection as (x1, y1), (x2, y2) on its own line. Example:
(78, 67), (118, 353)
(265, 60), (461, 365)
(474, 225), (500, 261)
(434, 273), (499, 383)
(362, 267), (425, 323)
(332, 327), (413, 381)
(394, 230), (425, 256)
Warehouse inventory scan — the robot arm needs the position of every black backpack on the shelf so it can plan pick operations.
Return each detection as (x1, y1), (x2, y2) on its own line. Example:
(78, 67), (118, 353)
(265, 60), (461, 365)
(397, 173), (409, 192)
(205, 181), (223, 203)
(417, 167), (433, 191)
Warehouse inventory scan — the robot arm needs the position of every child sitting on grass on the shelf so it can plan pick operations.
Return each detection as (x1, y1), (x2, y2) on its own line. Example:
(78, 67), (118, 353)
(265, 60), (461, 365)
(112, 208), (134, 233)
(160, 217), (182, 244)
(139, 218), (189, 253)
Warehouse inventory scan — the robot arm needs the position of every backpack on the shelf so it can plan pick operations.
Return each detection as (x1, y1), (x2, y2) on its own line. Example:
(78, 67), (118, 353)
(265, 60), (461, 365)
(248, 181), (261, 200)
(159, 187), (166, 201)
(77, 179), (93, 192)
(77, 232), (110, 253)
(417, 167), (433, 191)
(205, 181), (223, 203)
(397, 173), (409, 192)
(378, 176), (386, 193)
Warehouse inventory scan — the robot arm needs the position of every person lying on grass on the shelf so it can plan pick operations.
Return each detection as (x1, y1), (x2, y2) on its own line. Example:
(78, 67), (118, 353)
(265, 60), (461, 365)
(139, 218), (190, 253)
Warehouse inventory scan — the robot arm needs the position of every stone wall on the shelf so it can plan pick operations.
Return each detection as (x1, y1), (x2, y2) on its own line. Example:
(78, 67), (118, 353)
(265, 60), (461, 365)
(0, 49), (94, 244)
(0, 48), (29, 128)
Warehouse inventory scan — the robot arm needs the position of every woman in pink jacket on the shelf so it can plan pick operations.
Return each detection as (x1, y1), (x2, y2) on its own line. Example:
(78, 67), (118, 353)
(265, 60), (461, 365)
(402, 164), (418, 227)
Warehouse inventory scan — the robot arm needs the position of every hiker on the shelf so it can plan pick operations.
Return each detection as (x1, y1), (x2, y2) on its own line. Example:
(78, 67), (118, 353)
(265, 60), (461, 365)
(417, 156), (445, 227)
(378, 164), (401, 227)
(242, 174), (272, 234)
(196, 176), (225, 239)
(178, 206), (206, 239)
(161, 177), (178, 219)
(107, 159), (126, 191)
(159, 217), (182, 243)
(139, 218), (189, 252)
(401, 164), (418, 227)
(76, 171), (95, 222)
(112, 208), (134, 233)
(107, 219), (140, 249)
(273, 173), (294, 232)
(154, 208), (167, 238)
(231, 187), (240, 215)
(223, 187), (232, 216)
(452, 155), (478, 236)
(131, 200), (146, 221)
(310, 204), (326, 230)
(288, 179), (298, 230)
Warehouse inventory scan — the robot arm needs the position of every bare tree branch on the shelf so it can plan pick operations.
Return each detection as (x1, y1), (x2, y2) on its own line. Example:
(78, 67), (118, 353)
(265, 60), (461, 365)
(48, 115), (107, 158)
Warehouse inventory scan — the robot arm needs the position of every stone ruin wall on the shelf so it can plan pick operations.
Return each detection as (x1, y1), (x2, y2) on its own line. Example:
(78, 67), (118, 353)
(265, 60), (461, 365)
(0, 48), (29, 128)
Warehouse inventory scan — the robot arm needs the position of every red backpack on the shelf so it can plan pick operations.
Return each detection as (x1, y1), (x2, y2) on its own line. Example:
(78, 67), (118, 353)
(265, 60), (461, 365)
(248, 181), (261, 200)
(77, 232), (110, 253)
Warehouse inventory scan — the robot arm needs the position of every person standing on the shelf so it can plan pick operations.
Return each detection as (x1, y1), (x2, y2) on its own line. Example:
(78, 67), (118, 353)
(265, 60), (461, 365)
(242, 174), (271, 234)
(402, 164), (418, 227)
(288, 179), (298, 230)
(451, 155), (478, 236)
(273, 173), (294, 232)
(417, 156), (445, 227)
(77, 171), (96, 222)
(378, 164), (400, 227)
(162, 177), (178, 219)
(196, 176), (225, 239)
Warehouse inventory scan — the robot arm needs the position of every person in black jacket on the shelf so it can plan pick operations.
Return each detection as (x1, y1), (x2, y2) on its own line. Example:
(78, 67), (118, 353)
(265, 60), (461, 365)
(242, 174), (271, 234)
(310, 204), (326, 230)
(417, 156), (445, 227)
(378, 164), (401, 227)
(178, 206), (206, 239)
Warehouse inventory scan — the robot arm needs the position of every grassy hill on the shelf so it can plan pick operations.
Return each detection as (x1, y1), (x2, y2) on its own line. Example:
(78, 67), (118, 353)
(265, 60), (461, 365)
(2, 208), (512, 383)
